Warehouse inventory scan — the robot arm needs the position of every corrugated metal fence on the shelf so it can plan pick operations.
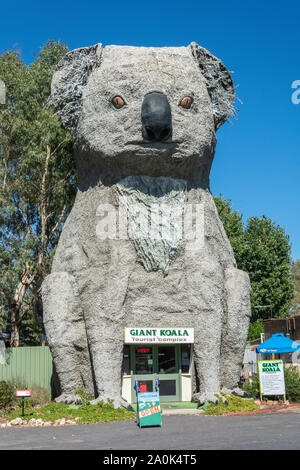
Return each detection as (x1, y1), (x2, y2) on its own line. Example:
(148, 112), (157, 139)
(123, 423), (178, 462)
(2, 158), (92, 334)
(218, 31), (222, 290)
(0, 346), (53, 393)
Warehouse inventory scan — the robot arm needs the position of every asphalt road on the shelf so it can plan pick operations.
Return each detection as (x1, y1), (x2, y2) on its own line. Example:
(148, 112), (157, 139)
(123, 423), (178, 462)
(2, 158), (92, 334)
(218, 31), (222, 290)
(0, 411), (299, 450)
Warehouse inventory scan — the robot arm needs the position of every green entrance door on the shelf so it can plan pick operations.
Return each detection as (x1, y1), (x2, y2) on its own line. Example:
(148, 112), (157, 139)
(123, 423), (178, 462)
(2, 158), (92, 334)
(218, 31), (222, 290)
(131, 344), (181, 402)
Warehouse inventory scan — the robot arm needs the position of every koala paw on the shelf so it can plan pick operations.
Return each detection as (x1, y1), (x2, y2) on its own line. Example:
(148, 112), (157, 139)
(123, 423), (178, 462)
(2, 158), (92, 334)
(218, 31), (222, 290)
(88, 395), (134, 411)
(221, 387), (251, 398)
(53, 393), (83, 405)
(195, 392), (228, 407)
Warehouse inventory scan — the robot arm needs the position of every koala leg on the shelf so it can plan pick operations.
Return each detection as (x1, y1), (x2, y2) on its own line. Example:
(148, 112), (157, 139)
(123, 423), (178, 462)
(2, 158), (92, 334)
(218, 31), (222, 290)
(186, 256), (227, 406)
(82, 301), (133, 410)
(79, 242), (136, 410)
(85, 325), (132, 409)
(42, 272), (94, 404)
(220, 267), (251, 393)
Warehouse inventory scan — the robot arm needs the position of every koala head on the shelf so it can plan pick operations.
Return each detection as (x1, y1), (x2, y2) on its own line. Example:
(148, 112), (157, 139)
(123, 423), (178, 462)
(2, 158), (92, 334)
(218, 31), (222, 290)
(51, 43), (235, 188)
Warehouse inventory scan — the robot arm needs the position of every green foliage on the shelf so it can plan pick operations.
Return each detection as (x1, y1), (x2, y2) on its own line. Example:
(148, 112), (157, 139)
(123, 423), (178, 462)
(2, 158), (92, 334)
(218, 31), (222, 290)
(75, 388), (94, 406)
(243, 366), (300, 402)
(240, 217), (294, 320)
(214, 196), (245, 263)
(0, 401), (135, 424)
(214, 197), (294, 322)
(283, 366), (300, 402)
(3, 379), (50, 408)
(248, 320), (264, 341)
(0, 381), (15, 409)
(0, 40), (76, 345)
(0, 377), (133, 422)
(242, 374), (260, 399)
(203, 393), (259, 415)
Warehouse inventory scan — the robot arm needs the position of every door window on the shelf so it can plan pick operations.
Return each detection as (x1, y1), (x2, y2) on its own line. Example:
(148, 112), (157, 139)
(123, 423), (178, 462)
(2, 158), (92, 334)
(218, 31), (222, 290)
(135, 347), (153, 374)
(158, 346), (176, 373)
(181, 344), (191, 373)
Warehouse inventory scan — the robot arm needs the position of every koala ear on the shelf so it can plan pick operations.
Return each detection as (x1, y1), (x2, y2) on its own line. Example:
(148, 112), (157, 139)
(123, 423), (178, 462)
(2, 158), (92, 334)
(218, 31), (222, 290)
(51, 43), (103, 131)
(189, 42), (235, 130)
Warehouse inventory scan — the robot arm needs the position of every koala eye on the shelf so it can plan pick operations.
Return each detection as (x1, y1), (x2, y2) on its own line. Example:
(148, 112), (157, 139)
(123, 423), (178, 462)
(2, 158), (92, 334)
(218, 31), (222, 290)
(112, 96), (126, 109)
(180, 96), (193, 109)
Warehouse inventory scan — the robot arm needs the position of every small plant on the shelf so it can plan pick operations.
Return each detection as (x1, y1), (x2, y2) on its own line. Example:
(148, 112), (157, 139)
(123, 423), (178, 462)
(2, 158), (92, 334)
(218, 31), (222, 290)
(247, 320), (264, 341)
(0, 381), (14, 409)
(75, 388), (94, 406)
(0, 400), (135, 424)
(204, 393), (259, 415)
(284, 366), (300, 402)
(30, 386), (51, 406)
(243, 374), (260, 399)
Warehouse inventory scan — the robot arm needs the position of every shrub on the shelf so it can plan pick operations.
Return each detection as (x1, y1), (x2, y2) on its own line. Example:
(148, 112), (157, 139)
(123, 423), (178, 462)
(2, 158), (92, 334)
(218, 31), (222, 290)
(243, 374), (260, 399)
(284, 366), (300, 402)
(204, 393), (259, 415)
(4, 380), (50, 408)
(30, 386), (51, 406)
(0, 381), (14, 409)
(7, 378), (28, 391)
(5, 378), (29, 407)
(248, 320), (264, 341)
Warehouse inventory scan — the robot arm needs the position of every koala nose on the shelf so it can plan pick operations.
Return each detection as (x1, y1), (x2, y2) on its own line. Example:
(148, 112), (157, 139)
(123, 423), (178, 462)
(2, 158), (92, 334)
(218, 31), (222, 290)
(141, 92), (172, 142)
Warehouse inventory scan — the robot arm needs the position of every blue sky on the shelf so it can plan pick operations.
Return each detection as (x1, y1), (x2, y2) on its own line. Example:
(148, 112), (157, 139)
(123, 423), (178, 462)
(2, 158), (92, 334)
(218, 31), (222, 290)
(1, 0), (299, 260)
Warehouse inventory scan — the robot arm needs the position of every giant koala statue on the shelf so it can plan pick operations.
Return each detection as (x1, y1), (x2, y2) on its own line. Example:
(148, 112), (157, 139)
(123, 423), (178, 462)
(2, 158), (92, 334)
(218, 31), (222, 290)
(42, 43), (251, 408)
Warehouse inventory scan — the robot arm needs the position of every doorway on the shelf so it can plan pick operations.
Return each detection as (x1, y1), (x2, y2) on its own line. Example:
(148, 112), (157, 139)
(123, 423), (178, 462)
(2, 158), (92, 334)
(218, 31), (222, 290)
(130, 344), (181, 402)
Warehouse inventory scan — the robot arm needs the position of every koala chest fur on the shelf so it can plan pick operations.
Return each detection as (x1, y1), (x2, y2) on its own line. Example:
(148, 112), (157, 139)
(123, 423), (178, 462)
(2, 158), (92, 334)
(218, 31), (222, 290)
(42, 42), (251, 408)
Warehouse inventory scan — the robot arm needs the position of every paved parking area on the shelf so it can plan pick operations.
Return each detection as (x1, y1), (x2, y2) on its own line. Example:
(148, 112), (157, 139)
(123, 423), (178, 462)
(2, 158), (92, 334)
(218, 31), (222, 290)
(0, 411), (300, 450)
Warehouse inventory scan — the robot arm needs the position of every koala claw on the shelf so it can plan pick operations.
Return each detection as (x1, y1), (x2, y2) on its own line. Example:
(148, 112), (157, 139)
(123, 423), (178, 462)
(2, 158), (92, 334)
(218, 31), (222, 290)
(195, 392), (228, 407)
(88, 395), (134, 411)
(53, 393), (83, 405)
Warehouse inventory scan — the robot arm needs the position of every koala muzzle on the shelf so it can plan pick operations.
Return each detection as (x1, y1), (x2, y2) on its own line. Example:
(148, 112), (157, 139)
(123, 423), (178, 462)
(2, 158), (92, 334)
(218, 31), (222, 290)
(141, 92), (172, 142)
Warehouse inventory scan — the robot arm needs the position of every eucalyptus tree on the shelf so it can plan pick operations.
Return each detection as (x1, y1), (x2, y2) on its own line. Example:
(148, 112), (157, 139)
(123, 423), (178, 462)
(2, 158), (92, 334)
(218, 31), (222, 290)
(0, 41), (76, 346)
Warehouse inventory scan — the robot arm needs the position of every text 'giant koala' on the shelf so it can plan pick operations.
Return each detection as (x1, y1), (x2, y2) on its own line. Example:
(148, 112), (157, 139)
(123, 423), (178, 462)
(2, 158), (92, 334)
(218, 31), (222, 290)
(42, 43), (251, 408)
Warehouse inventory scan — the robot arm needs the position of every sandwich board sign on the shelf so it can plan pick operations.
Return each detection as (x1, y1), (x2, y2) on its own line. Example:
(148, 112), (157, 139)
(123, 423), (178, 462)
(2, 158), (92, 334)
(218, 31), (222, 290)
(137, 391), (162, 427)
(258, 360), (286, 400)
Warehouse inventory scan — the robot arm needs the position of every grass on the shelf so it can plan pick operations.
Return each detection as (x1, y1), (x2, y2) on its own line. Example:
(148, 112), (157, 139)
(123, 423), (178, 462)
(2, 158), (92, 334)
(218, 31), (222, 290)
(203, 394), (259, 415)
(0, 401), (135, 424)
(0, 393), (260, 423)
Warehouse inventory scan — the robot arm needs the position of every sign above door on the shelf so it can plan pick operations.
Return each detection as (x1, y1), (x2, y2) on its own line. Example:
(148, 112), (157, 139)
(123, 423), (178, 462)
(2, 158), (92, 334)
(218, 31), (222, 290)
(124, 327), (194, 344)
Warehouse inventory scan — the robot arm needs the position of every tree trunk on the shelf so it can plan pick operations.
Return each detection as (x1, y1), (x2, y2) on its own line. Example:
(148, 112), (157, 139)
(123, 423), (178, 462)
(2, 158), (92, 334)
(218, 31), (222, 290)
(10, 314), (20, 348)
(10, 267), (32, 347)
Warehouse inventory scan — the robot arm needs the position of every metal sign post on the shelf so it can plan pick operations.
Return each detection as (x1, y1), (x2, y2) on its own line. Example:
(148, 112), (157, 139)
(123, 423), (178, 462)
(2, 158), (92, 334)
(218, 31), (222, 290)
(16, 390), (31, 417)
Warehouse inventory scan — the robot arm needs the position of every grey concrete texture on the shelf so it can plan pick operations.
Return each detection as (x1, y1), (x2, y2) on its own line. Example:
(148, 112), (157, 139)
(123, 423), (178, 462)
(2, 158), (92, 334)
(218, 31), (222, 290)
(0, 79), (5, 104)
(42, 42), (251, 407)
(1, 412), (300, 450)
